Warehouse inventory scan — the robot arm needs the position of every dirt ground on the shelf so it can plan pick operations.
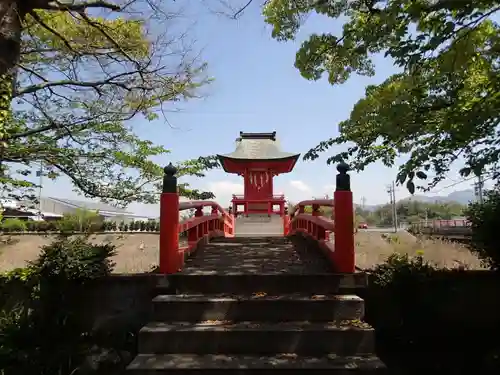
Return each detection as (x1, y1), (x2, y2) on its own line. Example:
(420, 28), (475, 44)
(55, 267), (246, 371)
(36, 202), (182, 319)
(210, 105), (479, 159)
(0, 233), (168, 274)
(0, 231), (484, 273)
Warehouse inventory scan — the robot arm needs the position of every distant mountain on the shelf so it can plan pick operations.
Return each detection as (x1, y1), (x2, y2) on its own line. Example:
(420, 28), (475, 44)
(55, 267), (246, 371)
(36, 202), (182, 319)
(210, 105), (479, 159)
(406, 189), (476, 205)
(356, 189), (476, 211)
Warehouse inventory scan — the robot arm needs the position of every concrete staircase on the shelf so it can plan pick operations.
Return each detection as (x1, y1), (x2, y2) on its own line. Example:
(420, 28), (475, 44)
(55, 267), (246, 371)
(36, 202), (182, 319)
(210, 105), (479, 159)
(127, 238), (385, 373)
(234, 214), (284, 237)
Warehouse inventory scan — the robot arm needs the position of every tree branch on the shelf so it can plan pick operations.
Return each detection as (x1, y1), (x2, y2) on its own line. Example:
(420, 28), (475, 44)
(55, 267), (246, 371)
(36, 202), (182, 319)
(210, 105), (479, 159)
(36, 0), (121, 12)
(14, 70), (149, 97)
(28, 10), (77, 53)
(232, 0), (254, 18)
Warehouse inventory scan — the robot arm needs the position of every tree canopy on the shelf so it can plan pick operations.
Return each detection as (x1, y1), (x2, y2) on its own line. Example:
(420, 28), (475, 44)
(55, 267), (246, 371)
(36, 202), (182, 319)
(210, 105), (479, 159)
(261, 0), (500, 193)
(291, 197), (465, 226)
(0, 0), (218, 206)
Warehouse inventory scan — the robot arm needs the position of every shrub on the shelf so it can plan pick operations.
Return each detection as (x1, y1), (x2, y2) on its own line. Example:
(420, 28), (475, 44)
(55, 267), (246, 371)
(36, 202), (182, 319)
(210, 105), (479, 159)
(34, 221), (49, 232)
(133, 221), (141, 231)
(0, 236), (116, 375)
(371, 253), (436, 287)
(1, 218), (27, 232)
(368, 253), (438, 333)
(25, 220), (36, 232)
(465, 188), (500, 270)
(56, 209), (104, 234)
(33, 236), (116, 279)
(139, 221), (146, 231)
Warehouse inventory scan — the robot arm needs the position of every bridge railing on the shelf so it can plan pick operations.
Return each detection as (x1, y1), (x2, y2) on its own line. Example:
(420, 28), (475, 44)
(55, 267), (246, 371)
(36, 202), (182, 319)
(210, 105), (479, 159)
(159, 164), (234, 274)
(416, 219), (471, 228)
(285, 163), (355, 273)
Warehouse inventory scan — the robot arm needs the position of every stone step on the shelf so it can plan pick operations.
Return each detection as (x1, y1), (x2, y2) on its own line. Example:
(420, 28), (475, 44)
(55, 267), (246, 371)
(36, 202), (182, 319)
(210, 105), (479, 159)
(210, 237), (288, 244)
(127, 353), (386, 373)
(165, 273), (367, 295)
(138, 321), (375, 355)
(234, 233), (283, 237)
(152, 294), (364, 322)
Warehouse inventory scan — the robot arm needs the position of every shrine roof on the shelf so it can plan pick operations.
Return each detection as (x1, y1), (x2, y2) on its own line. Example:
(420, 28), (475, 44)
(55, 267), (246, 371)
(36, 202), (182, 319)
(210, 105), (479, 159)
(217, 131), (300, 161)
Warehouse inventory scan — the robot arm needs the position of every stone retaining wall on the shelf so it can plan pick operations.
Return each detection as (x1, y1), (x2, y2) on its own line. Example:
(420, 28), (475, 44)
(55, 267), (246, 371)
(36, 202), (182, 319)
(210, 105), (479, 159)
(3, 270), (499, 334)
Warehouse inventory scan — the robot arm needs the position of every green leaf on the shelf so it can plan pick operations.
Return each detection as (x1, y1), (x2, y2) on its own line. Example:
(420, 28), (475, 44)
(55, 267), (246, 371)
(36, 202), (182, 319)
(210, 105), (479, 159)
(460, 167), (472, 177)
(406, 180), (415, 195)
(0, 2), (217, 206)
(416, 171), (427, 180)
(265, 0), (500, 189)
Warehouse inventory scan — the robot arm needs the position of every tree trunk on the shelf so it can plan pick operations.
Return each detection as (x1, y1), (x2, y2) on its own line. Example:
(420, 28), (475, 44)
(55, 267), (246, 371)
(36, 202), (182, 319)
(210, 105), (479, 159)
(0, 0), (25, 155)
(0, 0), (24, 78)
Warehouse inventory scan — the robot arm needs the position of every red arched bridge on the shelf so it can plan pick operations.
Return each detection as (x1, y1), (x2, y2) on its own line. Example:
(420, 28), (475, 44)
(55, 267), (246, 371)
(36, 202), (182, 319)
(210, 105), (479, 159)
(157, 162), (355, 275)
(127, 132), (385, 374)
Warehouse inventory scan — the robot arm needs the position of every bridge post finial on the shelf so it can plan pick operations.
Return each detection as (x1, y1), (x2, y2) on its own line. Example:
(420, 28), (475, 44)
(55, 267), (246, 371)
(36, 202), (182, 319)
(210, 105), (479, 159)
(159, 162), (180, 274)
(162, 163), (178, 193)
(336, 162), (350, 191)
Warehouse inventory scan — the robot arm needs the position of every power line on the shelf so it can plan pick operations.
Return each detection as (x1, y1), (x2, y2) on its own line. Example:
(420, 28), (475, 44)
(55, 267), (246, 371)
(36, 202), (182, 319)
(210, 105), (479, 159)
(432, 175), (477, 193)
(432, 173), (494, 194)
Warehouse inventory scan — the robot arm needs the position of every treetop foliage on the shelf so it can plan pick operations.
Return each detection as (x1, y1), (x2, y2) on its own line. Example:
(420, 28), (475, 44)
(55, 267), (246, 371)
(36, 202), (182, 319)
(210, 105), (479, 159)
(259, 0), (500, 193)
(0, 0), (219, 207)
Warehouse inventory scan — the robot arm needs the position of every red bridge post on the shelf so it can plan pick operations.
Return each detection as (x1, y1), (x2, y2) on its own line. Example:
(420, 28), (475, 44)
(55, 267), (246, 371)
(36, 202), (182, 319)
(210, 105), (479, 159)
(333, 162), (355, 273)
(159, 163), (180, 274)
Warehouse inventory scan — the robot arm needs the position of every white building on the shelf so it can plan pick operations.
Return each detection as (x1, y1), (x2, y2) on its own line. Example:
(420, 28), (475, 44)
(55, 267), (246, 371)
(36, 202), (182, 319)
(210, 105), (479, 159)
(23, 197), (147, 223)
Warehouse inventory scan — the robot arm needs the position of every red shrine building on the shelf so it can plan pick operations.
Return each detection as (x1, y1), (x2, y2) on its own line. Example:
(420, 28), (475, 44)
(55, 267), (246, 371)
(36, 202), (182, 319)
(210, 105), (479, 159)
(217, 132), (300, 216)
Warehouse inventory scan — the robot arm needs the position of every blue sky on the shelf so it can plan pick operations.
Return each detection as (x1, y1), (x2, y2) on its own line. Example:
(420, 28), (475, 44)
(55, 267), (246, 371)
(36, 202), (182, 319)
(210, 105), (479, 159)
(39, 1), (489, 217)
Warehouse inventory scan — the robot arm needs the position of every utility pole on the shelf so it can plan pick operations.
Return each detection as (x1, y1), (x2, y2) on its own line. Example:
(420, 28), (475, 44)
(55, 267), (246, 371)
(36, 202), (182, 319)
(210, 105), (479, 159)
(387, 182), (398, 232)
(361, 196), (366, 209)
(36, 162), (43, 213)
(392, 181), (398, 231)
(478, 174), (484, 204)
(473, 174), (484, 204)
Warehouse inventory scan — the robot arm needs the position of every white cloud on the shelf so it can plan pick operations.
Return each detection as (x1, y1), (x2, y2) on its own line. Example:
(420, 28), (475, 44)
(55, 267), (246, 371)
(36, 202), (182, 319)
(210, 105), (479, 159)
(207, 181), (243, 208)
(323, 184), (335, 192)
(289, 180), (311, 192)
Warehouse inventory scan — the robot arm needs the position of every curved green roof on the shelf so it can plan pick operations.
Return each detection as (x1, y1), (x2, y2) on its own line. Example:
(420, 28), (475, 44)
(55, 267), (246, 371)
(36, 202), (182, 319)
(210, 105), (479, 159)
(218, 131), (300, 160)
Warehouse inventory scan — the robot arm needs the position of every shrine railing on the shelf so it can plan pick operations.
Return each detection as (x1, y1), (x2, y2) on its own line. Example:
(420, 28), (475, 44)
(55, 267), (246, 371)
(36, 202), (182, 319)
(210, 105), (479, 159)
(159, 164), (234, 274)
(231, 194), (287, 216)
(284, 163), (355, 273)
(232, 194), (285, 200)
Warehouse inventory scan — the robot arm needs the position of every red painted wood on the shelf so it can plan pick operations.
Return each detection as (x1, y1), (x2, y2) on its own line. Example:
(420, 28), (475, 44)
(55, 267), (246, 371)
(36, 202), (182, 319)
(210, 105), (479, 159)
(294, 199), (334, 207)
(244, 169), (273, 200)
(291, 214), (334, 232)
(220, 158), (298, 174)
(333, 190), (355, 273)
(287, 194), (355, 273)
(160, 197), (234, 274)
(283, 215), (291, 235)
(159, 192), (180, 274)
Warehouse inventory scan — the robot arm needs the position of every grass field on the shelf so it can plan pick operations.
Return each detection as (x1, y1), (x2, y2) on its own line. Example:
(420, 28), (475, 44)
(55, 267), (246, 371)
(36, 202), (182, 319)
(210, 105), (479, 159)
(0, 231), (484, 273)
(354, 231), (483, 270)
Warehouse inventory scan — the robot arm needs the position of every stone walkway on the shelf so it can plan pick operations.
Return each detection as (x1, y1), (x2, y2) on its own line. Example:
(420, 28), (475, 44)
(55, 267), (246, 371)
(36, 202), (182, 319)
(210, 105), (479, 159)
(181, 237), (332, 275)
